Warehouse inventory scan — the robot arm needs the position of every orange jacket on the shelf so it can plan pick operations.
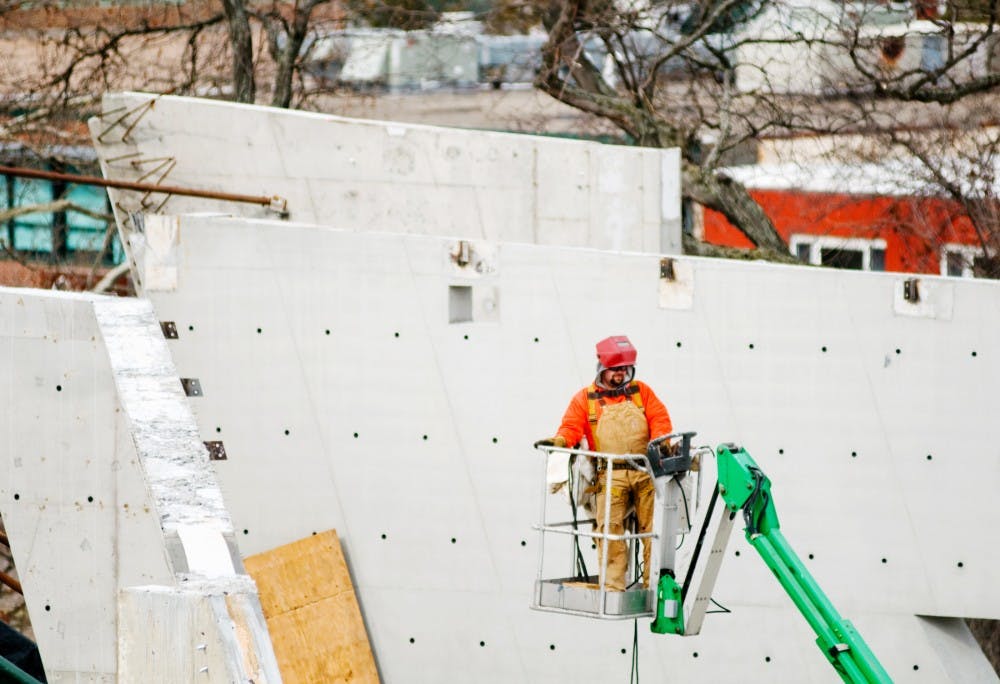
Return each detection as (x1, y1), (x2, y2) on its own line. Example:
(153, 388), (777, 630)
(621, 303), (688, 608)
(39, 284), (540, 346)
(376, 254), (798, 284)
(556, 380), (672, 451)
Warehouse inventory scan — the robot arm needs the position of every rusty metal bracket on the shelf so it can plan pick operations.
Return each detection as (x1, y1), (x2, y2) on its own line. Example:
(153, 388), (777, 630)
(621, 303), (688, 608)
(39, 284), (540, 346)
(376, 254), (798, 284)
(660, 257), (676, 281)
(97, 97), (158, 144)
(180, 378), (203, 397)
(160, 321), (178, 339)
(204, 441), (227, 461)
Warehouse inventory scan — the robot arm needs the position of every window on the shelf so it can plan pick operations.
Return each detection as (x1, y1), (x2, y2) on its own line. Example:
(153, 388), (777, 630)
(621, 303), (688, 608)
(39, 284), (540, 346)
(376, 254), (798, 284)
(940, 244), (985, 278)
(1, 173), (122, 264)
(789, 235), (888, 272)
(820, 247), (863, 270)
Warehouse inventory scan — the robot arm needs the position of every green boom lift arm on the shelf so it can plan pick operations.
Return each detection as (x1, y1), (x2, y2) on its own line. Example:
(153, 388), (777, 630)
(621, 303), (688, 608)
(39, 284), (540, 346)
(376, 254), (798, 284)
(654, 443), (892, 684)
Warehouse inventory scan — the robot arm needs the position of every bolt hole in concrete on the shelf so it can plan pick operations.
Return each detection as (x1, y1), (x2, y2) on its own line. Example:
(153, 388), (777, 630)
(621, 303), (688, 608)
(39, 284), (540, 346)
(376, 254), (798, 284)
(56, 385), (62, 392)
(188, 325), (194, 331)
(256, 328), (262, 334)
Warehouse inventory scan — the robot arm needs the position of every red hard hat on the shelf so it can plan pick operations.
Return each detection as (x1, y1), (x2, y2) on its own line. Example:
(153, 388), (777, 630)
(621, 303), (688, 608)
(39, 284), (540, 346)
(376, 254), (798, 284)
(595, 335), (637, 369)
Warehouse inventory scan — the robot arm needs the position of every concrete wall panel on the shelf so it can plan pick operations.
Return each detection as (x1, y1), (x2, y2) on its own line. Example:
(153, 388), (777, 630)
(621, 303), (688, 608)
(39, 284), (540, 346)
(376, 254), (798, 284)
(136, 213), (1000, 682)
(0, 289), (278, 682)
(88, 92), (680, 295)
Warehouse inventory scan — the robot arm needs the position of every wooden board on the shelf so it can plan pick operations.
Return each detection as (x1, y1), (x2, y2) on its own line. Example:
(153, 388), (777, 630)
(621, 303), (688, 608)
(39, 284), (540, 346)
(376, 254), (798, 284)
(244, 530), (379, 683)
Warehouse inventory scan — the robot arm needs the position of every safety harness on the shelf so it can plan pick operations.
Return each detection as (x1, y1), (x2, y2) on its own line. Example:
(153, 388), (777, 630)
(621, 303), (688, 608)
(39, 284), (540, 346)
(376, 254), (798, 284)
(586, 381), (644, 453)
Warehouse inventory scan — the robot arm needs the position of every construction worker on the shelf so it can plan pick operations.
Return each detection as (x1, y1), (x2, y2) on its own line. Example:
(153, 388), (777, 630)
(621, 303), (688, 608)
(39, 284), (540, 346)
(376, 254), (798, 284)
(536, 335), (672, 592)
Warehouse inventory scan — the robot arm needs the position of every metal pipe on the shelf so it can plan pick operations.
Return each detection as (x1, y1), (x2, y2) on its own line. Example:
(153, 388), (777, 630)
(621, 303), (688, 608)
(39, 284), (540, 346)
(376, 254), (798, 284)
(0, 570), (22, 595)
(0, 165), (283, 209)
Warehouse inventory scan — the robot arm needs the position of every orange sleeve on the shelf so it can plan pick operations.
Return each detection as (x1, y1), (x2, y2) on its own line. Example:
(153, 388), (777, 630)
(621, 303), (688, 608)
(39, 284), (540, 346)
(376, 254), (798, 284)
(556, 389), (590, 448)
(639, 382), (672, 439)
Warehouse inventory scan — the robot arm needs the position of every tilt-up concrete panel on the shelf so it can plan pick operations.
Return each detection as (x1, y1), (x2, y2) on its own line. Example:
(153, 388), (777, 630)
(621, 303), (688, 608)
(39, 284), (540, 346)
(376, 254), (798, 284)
(89, 91), (681, 295)
(0, 288), (279, 683)
(135, 212), (999, 683)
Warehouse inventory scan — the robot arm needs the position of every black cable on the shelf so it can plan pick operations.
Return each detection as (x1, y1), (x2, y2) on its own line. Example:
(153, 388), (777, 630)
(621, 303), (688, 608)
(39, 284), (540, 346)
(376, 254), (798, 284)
(743, 468), (764, 536)
(706, 597), (732, 614)
(566, 459), (589, 579)
(680, 486), (720, 601)
(675, 476), (691, 550)
(747, 467), (770, 536)
(627, 512), (642, 590)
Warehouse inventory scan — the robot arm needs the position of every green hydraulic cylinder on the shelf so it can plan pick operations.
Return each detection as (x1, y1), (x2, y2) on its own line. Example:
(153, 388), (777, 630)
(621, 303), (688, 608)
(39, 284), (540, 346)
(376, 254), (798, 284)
(650, 573), (685, 635)
(716, 444), (892, 684)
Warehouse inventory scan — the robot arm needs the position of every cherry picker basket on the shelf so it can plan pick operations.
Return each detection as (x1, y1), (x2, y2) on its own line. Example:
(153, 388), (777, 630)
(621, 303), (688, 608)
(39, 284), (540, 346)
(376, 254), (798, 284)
(530, 439), (693, 620)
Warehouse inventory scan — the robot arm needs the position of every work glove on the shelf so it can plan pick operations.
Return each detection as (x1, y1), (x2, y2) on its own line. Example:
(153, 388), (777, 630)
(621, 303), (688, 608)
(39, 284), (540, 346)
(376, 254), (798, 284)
(534, 436), (567, 449)
(648, 438), (691, 478)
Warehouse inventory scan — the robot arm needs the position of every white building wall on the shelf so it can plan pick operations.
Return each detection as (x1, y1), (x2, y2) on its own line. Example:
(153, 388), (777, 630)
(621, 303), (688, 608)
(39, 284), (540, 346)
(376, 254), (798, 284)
(0, 290), (279, 683)
(89, 92), (681, 295)
(135, 212), (1000, 683)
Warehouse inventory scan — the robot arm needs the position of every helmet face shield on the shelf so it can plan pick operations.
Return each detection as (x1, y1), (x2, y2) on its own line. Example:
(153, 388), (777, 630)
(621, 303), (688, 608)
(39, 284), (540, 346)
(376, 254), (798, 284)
(596, 335), (637, 369)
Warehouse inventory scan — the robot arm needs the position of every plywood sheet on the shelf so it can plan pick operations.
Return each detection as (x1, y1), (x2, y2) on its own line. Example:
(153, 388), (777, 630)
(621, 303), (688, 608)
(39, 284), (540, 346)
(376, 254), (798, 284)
(245, 530), (378, 684)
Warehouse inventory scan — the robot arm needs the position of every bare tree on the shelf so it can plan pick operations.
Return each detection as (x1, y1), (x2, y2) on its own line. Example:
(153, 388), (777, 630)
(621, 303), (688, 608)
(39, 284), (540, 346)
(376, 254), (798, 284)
(222, 0), (256, 102)
(532, 0), (1000, 256)
(257, 0), (334, 108)
(881, 121), (1000, 277)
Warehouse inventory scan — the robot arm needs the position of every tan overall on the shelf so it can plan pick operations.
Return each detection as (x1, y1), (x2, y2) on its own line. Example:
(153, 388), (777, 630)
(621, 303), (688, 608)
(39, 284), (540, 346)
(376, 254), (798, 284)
(592, 400), (655, 592)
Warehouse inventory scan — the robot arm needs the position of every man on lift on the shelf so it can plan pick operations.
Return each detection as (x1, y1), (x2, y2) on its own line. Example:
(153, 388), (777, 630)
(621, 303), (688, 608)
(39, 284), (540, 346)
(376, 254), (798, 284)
(536, 335), (673, 591)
